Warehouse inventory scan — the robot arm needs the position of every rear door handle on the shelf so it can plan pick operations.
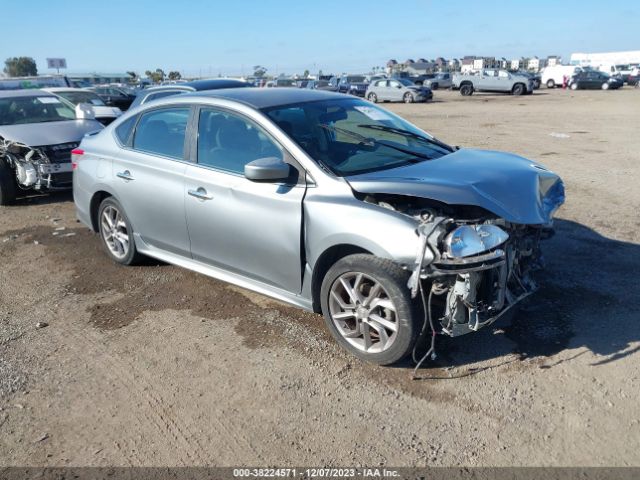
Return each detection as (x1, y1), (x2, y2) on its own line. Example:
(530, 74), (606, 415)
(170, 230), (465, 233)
(116, 170), (134, 181)
(188, 187), (214, 201)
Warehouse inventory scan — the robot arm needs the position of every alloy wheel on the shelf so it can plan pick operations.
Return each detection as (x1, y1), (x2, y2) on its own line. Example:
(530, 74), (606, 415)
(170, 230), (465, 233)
(100, 205), (130, 259)
(328, 272), (399, 354)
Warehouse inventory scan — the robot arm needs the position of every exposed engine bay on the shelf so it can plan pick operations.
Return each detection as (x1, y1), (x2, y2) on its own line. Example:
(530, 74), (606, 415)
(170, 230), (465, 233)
(362, 193), (556, 338)
(0, 135), (58, 190)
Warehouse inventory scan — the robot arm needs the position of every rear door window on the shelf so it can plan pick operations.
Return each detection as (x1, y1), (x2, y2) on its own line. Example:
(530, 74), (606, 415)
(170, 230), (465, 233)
(132, 107), (190, 160)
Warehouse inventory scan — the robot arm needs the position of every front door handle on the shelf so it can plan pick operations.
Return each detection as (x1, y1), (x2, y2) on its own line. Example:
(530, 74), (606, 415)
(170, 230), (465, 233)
(188, 187), (214, 201)
(116, 170), (134, 181)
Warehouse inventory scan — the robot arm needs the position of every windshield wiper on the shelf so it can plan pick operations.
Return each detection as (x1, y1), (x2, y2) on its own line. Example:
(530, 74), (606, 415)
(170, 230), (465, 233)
(318, 124), (433, 160)
(357, 124), (452, 151)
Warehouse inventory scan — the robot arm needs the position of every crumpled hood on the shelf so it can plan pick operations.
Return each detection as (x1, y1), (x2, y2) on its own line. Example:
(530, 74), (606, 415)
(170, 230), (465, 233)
(0, 120), (102, 147)
(346, 148), (565, 225)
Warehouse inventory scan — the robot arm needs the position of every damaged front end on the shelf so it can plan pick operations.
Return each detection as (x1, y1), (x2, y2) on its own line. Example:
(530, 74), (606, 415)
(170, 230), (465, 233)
(362, 191), (562, 337)
(0, 136), (59, 191)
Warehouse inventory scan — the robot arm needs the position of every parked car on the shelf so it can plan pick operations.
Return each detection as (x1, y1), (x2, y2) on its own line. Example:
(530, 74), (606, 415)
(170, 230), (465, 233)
(597, 64), (635, 83)
(129, 79), (252, 109)
(541, 65), (583, 88)
(306, 80), (334, 91)
(423, 72), (453, 90)
(515, 71), (541, 89)
(453, 69), (533, 96)
(87, 86), (136, 111)
(0, 90), (102, 204)
(569, 71), (623, 90)
(73, 88), (564, 365)
(366, 78), (432, 103)
(43, 88), (122, 126)
(265, 78), (296, 88)
(336, 75), (368, 96)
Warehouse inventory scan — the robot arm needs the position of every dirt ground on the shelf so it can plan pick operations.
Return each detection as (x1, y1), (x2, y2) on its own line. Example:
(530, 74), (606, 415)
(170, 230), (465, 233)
(0, 88), (638, 467)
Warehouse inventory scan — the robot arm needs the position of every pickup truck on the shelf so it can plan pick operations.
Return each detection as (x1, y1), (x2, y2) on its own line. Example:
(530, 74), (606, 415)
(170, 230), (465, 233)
(452, 69), (533, 96)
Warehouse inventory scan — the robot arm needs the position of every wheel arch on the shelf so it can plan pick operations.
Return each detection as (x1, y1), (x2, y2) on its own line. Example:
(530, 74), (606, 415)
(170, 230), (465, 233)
(89, 189), (116, 232)
(310, 244), (373, 313)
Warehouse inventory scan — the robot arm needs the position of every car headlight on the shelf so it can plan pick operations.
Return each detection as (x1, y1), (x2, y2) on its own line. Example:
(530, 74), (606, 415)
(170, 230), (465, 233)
(444, 224), (509, 258)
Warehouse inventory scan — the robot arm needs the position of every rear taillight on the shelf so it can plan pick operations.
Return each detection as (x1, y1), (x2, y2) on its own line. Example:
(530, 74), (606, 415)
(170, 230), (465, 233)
(71, 148), (84, 170)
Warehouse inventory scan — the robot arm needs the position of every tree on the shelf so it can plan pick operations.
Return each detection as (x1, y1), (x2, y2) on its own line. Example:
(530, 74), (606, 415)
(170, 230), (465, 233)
(168, 71), (182, 81)
(126, 71), (138, 81)
(4, 57), (37, 77)
(144, 68), (165, 83)
(253, 65), (267, 77)
(302, 69), (309, 78)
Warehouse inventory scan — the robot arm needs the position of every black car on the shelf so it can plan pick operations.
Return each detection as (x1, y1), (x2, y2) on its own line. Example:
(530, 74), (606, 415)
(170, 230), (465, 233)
(335, 75), (368, 96)
(306, 80), (334, 91)
(515, 71), (541, 89)
(88, 86), (136, 111)
(129, 79), (253, 109)
(569, 71), (623, 90)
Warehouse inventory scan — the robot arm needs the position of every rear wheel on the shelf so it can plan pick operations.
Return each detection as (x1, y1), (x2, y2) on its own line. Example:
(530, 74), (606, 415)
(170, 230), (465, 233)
(403, 92), (414, 103)
(97, 197), (142, 265)
(367, 92), (378, 103)
(320, 254), (421, 365)
(460, 84), (474, 96)
(0, 158), (17, 206)
(430, 82), (439, 90)
(546, 79), (555, 88)
(512, 83), (525, 96)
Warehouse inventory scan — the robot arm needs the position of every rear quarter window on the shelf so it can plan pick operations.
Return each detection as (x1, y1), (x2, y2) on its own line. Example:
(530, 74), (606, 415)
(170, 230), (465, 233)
(115, 115), (137, 145)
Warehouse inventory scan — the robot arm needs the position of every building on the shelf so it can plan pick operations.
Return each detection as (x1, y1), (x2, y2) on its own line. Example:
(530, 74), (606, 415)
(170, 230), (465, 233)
(405, 61), (436, 75)
(460, 56), (476, 73)
(546, 55), (561, 67)
(510, 58), (522, 70)
(67, 73), (131, 85)
(448, 58), (460, 71)
(570, 50), (640, 67)
(527, 57), (543, 71)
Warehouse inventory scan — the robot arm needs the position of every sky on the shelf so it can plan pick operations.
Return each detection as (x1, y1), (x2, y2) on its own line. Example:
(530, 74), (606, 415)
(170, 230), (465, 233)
(2, 0), (638, 77)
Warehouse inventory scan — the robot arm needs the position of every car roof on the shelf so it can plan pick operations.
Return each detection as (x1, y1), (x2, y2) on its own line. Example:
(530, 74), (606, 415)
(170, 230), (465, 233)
(144, 79), (251, 94)
(43, 87), (96, 93)
(0, 89), (56, 98)
(182, 87), (346, 109)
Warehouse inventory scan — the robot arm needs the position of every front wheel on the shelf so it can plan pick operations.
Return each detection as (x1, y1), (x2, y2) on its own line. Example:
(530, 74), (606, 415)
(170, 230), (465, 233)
(570, 82), (578, 90)
(320, 254), (421, 365)
(403, 92), (414, 103)
(512, 83), (525, 96)
(430, 83), (439, 90)
(97, 197), (142, 265)
(602, 82), (610, 90)
(367, 92), (378, 103)
(546, 79), (555, 88)
(460, 84), (473, 96)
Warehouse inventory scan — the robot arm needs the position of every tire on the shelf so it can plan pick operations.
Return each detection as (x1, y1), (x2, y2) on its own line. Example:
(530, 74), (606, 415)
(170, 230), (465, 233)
(403, 92), (414, 103)
(460, 84), (473, 96)
(0, 158), (17, 206)
(431, 83), (439, 90)
(602, 82), (609, 90)
(367, 92), (378, 103)
(320, 254), (421, 365)
(512, 83), (525, 96)
(97, 197), (142, 265)
(570, 82), (578, 90)
(546, 79), (555, 88)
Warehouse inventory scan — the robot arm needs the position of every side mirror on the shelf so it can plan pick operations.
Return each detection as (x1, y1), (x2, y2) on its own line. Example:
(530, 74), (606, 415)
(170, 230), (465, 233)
(75, 103), (96, 120)
(244, 157), (292, 182)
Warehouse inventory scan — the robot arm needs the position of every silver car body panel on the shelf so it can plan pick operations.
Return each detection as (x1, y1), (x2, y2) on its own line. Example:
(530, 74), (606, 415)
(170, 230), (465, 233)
(0, 120), (102, 147)
(346, 148), (563, 225)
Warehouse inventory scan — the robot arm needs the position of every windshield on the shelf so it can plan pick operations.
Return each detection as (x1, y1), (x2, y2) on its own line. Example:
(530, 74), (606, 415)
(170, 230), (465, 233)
(347, 76), (366, 83)
(57, 90), (106, 106)
(398, 78), (415, 86)
(0, 95), (76, 126)
(263, 98), (452, 176)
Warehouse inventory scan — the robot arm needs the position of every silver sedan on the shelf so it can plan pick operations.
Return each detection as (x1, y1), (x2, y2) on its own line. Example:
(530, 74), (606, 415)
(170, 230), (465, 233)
(74, 88), (564, 365)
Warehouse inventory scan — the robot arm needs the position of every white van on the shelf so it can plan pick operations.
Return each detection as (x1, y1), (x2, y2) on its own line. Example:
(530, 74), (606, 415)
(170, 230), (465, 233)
(541, 65), (583, 88)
